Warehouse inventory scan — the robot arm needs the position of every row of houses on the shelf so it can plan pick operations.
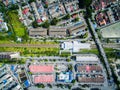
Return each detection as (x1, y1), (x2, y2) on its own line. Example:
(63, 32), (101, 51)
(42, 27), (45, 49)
(73, 54), (107, 85)
(29, 21), (87, 37)
(29, 27), (68, 38)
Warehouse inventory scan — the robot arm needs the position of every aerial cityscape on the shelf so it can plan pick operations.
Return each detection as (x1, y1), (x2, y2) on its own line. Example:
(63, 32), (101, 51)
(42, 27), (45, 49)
(0, 0), (120, 90)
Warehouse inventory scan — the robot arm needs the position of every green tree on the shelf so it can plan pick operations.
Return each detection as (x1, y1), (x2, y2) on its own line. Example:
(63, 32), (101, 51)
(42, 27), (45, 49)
(21, 3), (27, 6)
(66, 59), (71, 62)
(74, 17), (79, 22)
(9, 4), (19, 10)
(86, 7), (92, 18)
(44, 4), (48, 8)
(71, 79), (76, 83)
(28, 0), (36, 3)
(63, 14), (70, 20)
(41, 20), (50, 28)
(50, 18), (59, 25)
(78, 0), (92, 8)
(36, 84), (45, 88)
(32, 21), (38, 28)
(68, 64), (73, 71)
(47, 84), (52, 88)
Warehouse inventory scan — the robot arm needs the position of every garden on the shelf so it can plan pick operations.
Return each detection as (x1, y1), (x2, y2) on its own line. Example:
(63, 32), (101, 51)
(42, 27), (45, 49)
(7, 11), (26, 37)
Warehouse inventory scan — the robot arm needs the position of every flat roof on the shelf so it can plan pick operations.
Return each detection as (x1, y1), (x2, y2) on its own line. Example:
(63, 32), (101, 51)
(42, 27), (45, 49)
(100, 22), (120, 38)
(78, 76), (104, 83)
(61, 41), (90, 52)
(75, 54), (99, 62)
(77, 65), (102, 72)
(29, 65), (54, 73)
(33, 75), (54, 83)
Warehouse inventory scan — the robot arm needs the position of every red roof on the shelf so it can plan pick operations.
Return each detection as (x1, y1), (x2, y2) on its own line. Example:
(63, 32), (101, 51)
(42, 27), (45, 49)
(22, 8), (29, 15)
(34, 75), (54, 83)
(29, 65), (54, 73)
(37, 19), (42, 23)
(86, 65), (90, 72)
(77, 65), (102, 72)
(0, 20), (2, 22)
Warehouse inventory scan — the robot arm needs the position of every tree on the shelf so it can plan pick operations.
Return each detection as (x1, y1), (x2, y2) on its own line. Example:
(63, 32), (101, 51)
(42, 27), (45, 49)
(0, 3), (7, 13)
(78, 0), (92, 8)
(9, 4), (19, 10)
(28, 0), (36, 3)
(68, 64), (73, 71)
(71, 79), (76, 84)
(41, 20), (50, 28)
(21, 3), (27, 7)
(66, 59), (71, 62)
(63, 14), (70, 20)
(74, 17), (79, 22)
(32, 21), (38, 28)
(47, 84), (52, 88)
(50, 18), (58, 25)
(86, 7), (92, 18)
(44, 4), (48, 8)
(36, 84), (45, 88)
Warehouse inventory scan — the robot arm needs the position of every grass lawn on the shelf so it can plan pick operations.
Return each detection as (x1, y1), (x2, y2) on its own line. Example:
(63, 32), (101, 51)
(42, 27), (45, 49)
(8, 11), (26, 37)
(0, 47), (60, 56)
(0, 40), (59, 44)
(77, 49), (99, 55)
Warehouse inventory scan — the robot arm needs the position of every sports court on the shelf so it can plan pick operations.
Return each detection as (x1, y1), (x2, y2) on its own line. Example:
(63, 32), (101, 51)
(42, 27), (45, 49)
(29, 65), (54, 73)
(33, 75), (54, 83)
(100, 22), (120, 38)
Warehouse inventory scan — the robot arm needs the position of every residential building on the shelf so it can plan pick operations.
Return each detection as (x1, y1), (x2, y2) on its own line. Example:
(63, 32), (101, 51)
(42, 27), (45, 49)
(29, 28), (47, 37)
(48, 3), (66, 18)
(3, 0), (17, 6)
(73, 54), (108, 85)
(0, 65), (22, 90)
(36, 0), (48, 23)
(68, 21), (87, 36)
(92, 0), (117, 11)
(0, 52), (20, 59)
(49, 26), (67, 37)
(31, 2), (41, 21)
(16, 65), (30, 88)
(45, 0), (58, 4)
(0, 13), (8, 31)
(63, 0), (80, 14)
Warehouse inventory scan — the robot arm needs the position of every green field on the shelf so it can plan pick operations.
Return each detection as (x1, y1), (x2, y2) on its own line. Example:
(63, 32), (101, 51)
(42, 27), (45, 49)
(0, 47), (60, 56)
(8, 11), (26, 37)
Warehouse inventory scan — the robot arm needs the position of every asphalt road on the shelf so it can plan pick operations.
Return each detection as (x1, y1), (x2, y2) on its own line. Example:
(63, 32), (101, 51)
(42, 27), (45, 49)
(89, 19), (112, 79)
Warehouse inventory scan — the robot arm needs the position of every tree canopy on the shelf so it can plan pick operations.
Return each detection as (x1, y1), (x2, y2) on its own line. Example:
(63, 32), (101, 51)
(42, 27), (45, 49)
(50, 18), (58, 25)
(78, 0), (92, 8)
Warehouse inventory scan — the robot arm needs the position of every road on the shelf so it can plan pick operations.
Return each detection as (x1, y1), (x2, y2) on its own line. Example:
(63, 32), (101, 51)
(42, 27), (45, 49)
(102, 43), (120, 49)
(91, 43), (120, 49)
(21, 56), (67, 60)
(89, 19), (112, 79)
(0, 44), (59, 48)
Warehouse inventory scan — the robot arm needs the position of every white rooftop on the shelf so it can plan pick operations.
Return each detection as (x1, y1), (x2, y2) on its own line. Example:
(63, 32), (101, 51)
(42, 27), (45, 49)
(61, 41), (91, 52)
(75, 54), (99, 62)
